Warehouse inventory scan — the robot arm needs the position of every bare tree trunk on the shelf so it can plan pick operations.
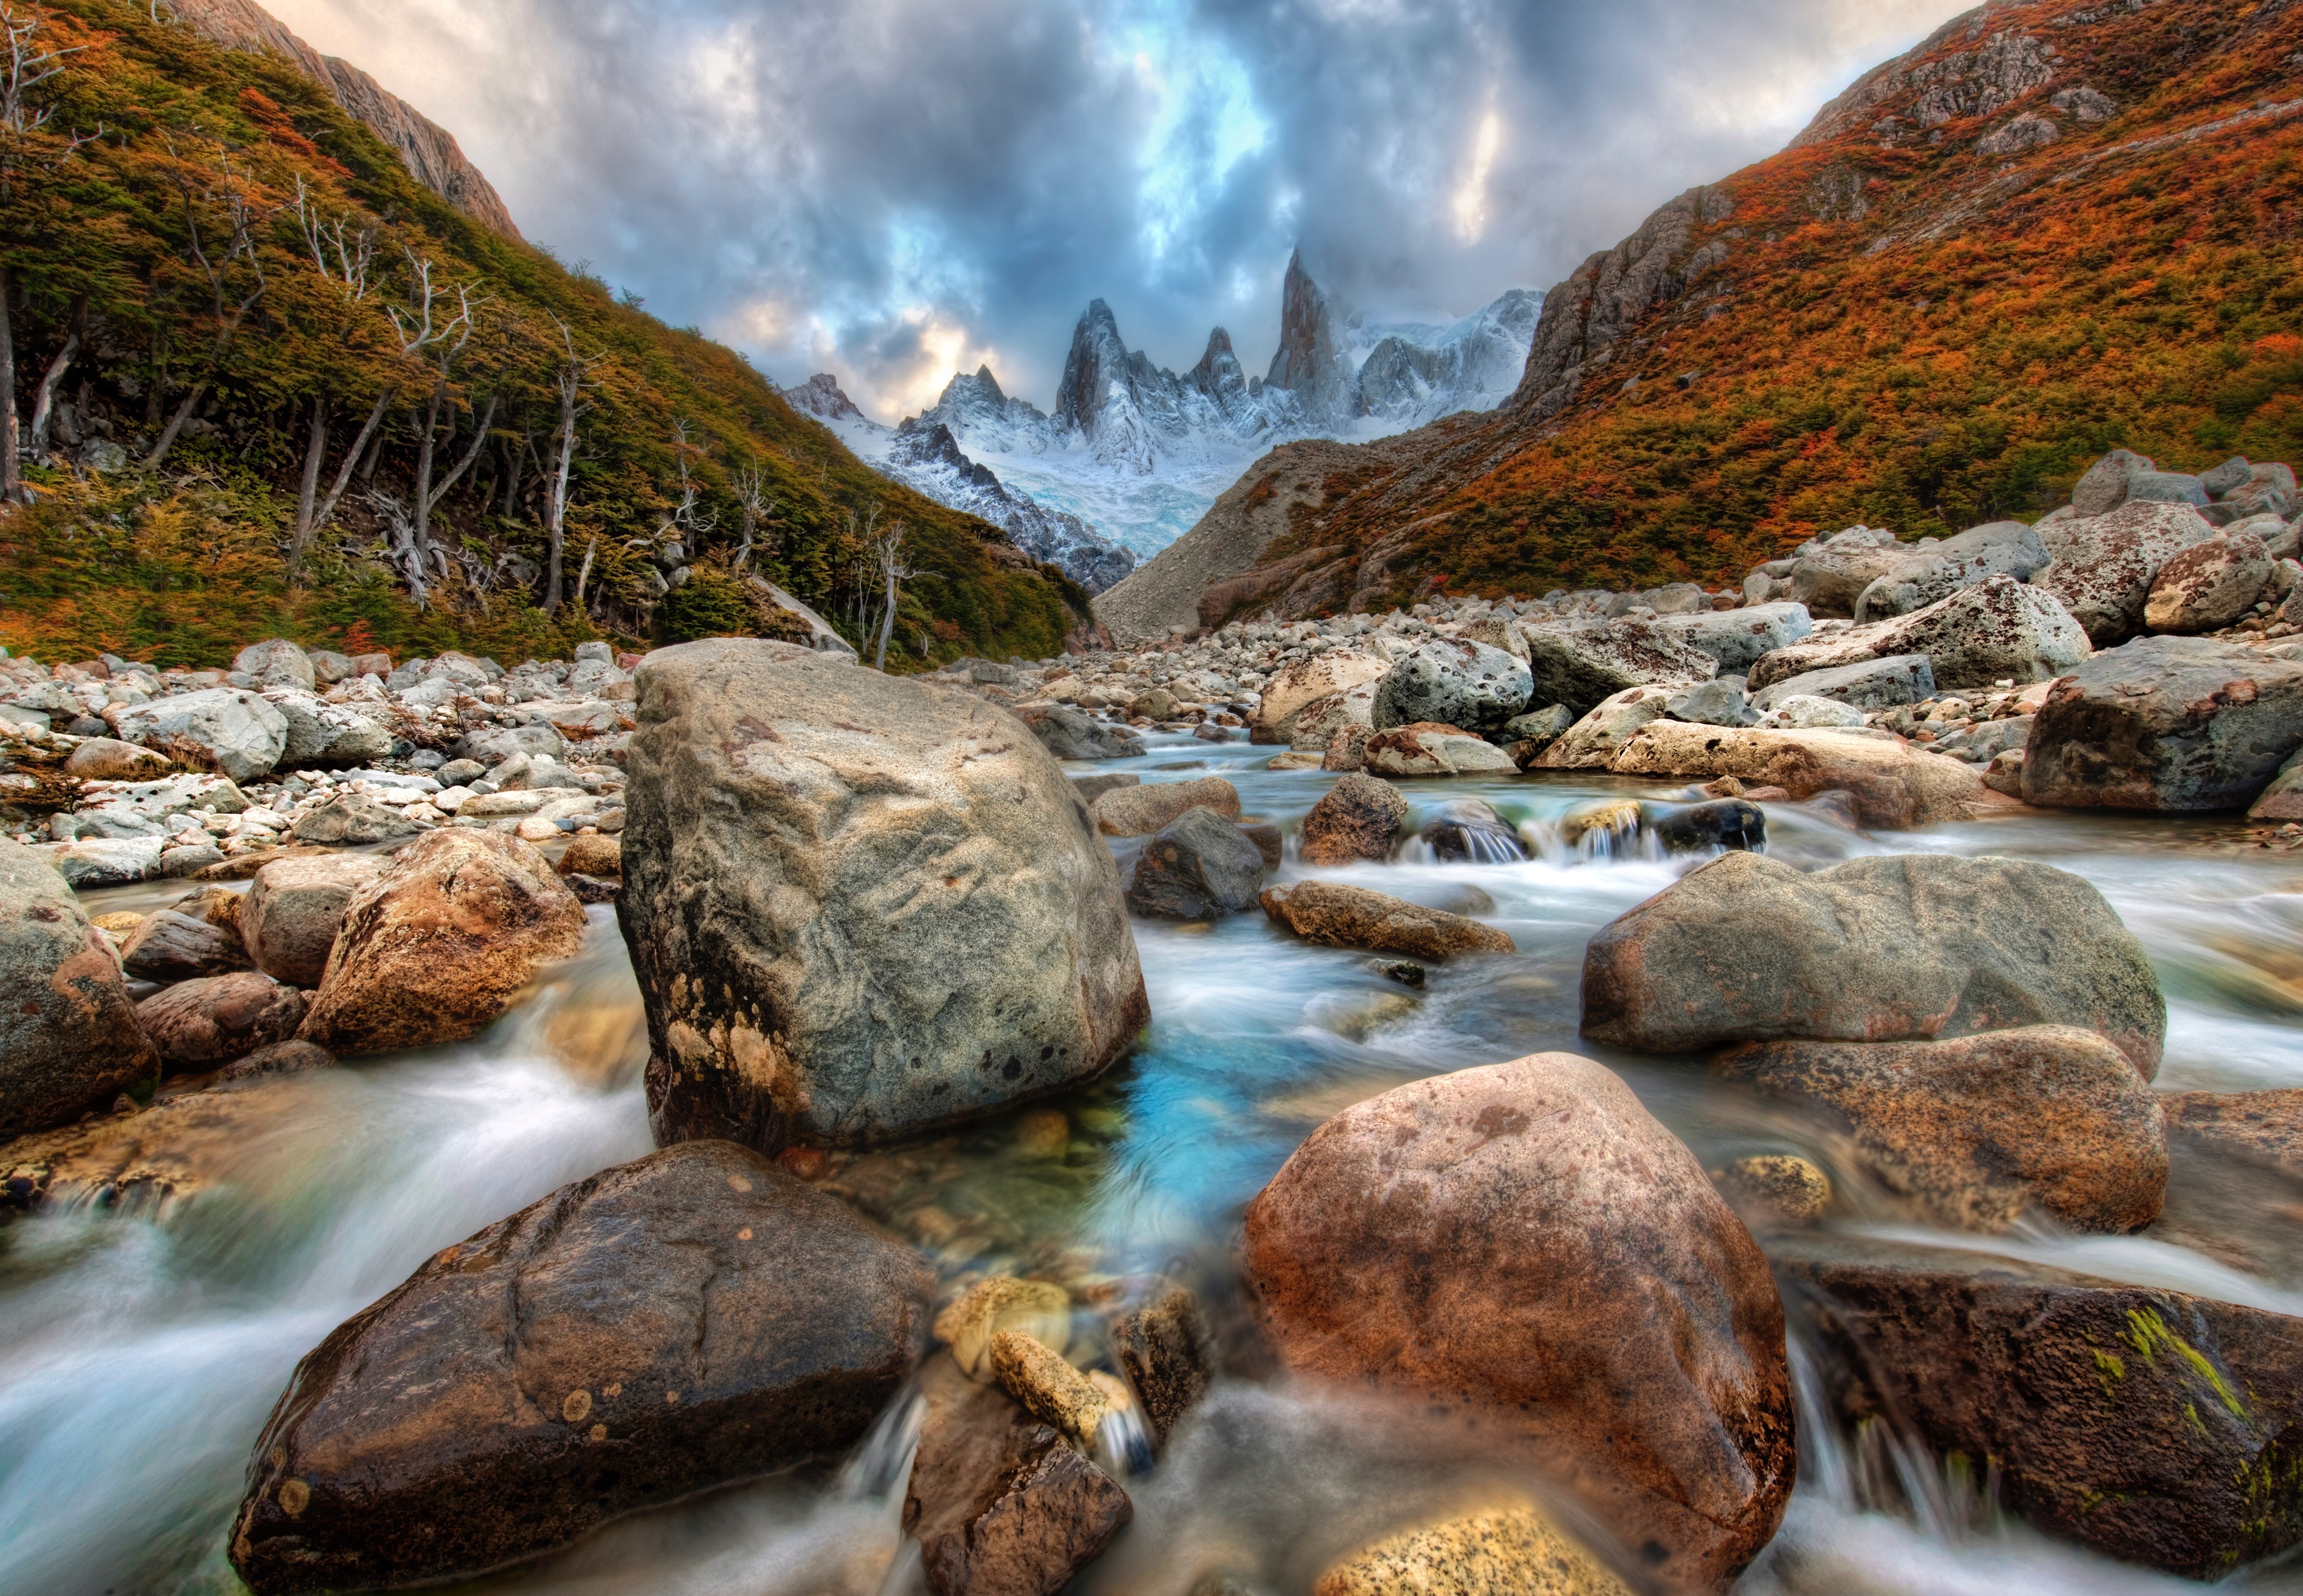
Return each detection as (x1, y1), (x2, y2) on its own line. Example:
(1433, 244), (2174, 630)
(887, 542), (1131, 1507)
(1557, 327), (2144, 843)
(311, 386), (392, 534)
(423, 390), (496, 513)
(573, 535), (596, 612)
(412, 379), (444, 557)
(875, 561), (899, 670)
(28, 306), (81, 461)
(544, 381), (579, 612)
(500, 425), (528, 519)
(356, 408), (389, 481)
(0, 266), (18, 505)
(141, 377), (208, 469)
(288, 395), (327, 577)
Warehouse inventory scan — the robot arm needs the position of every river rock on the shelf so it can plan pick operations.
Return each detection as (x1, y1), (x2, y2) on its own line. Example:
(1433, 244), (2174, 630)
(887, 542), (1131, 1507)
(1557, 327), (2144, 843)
(110, 688), (289, 782)
(1786, 526), (1909, 617)
(1756, 694), (1864, 729)
(1747, 576), (2089, 691)
(1520, 622), (1718, 715)
(240, 855), (388, 988)
(1582, 852), (2165, 1074)
(457, 723), (568, 766)
(1650, 602), (1813, 674)
(0, 843), (161, 1138)
(263, 692), (391, 770)
(1314, 1504), (1634, 1596)
(1664, 676), (1759, 728)
(1775, 1233), (2303, 1578)
(63, 736), (172, 780)
(229, 1142), (930, 1594)
(1715, 1027), (2166, 1233)
(1110, 1284), (1211, 1443)
(2161, 1089), (2303, 1177)
(1261, 881), (1514, 960)
(1535, 687), (1673, 769)
(1362, 722), (1518, 777)
(1252, 654), (1391, 743)
(1420, 799), (1527, 863)
(234, 640), (316, 691)
(1289, 681), (1382, 751)
(0, 1064), (314, 1212)
(2022, 636), (2303, 811)
(1095, 775), (1242, 837)
(557, 833), (621, 878)
(1070, 772), (1139, 806)
(1645, 798), (1765, 853)
(1371, 640), (1532, 734)
(619, 640), (1148, 1152)
(1126, 806), (1266, 919)
(1597, 724), (1988, 828)
(1749, 655), (1936, 713)
(1299, 773), (1410, 865)
(904, 1353), (1133, 1596)
(990, 1330), (1108, 1443)
(136, 972), (308, 1067)
(120, 905), (253, 982)
(2072, 447), (2155, 516)
(2036, 500), (2218, 644)
(299, 828), (586, 1054)
(2142, 530), (2273, 634)
(1243, 1054), (1796, 1593)
(288, 788), (428, 845)
(934, 1275), (1072, 1378)
(1016, 702), (1136, 760)
(1851, 520), (2049, 622)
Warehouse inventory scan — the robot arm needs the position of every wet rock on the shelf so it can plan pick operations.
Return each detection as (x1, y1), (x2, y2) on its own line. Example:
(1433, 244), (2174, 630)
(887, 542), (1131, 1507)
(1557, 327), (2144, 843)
(904, 1353), (1133, 1596)
(2142, 529), (2273, 635)
(40, 833), (167, 886)
(2248, 749), (2303, 821)
(1420, 799), (1527, 863)
(136, 972), (308, 1067)
(1559, 798), (1642, 850)
(1851, 520), (2049, 622)
(1715, 1027), (2165, 1233)
(1127, 806), (1266, 919)
(1534, 687), (1673, 769)
(1664, 676), (1758, 728)
(1711, 1155), (1831, 1228)
(1261, 881), (1514, 960)
(1775, 1232), (2303, 1578)
(1499, 703), (1576, 751)
(934, 1276), (1072, 1378)
(1299, 773), (1410, 866)
(299, 828), (586, 1055)
(1288, 681), (1383, 752)
(1520, 622), (1719, 715)
(1243, 1054), (1795, 1593)
(991, 1330), (1109, 1442)
(1645, 798), (1765, 853)
(240, 855), (388, 988)
(230, 1142), (931, 1595)
(1016, 702), (1137, 760)
(0, 1064), (313, 1211)
(2022, 636), (2303, 811)
(620, 642), (1149, 1152)
(119, 900), (251, 982)
(1110, 1284), (1211, 1443)
(0, 842), (162, 1138)
(1372, 640), (1532, 734)
(1747, 576), (2089, 692)
(214, 1038), (335, 1082)
(2161, 1089), (2303, 1177)
(1095, 775), (1242, 837)
(556, 833), (621, 878)
(1650, 602), (1813, 675)
(1748, 654), (1935, 713)
(1314, 1504), (1634, 1596)
(1240, 821), (1284, 868)
(111, 688), (289, 782)
(1071, 772), (1140, 806)
(1361, 722), (1518, 777)
(1252, 654), (1391, 743)
(1583, 853), (2166, 1074)
(63, 736), (172, 780)
(234, 640), (316, 691)
(288, 788), (428, 845)
(2036, 500), (2218, 645)
(1598, 724), (1988, 829)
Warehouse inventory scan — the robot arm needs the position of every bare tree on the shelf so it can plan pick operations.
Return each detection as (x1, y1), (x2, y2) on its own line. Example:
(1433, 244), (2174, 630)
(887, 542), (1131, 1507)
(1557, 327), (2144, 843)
(25, 292), (78, 459)
(732, 454), (776, 571)
(143, 143), (271, 469)
(388, 249), (491, 564)
(0, 3), (93, 501)
(542, 316), (600, 612)
(291, 175), (373, 300)
(869, 520), (913, 671)
(654, 417), (716, 547)
(287, 385), (392, 579)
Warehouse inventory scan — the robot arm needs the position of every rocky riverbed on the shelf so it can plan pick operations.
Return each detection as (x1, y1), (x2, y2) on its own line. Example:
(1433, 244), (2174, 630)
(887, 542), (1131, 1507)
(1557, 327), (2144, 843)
(6, 448), (2303, 1596)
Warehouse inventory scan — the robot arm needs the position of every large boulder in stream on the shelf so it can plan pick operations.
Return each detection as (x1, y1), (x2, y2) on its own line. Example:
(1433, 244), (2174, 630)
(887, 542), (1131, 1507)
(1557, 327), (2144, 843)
(297, 828), (586, 1054)
(1261, 881), (1515, 961)
(1776, 1233), (2303, 1578)
(1582, 853), (2166, 1076)
(2035, 499), (2218, 644)
(1596, 724), (1988, 829)
(1521, 622), (1718, 716)
(618, 640), (1148, 1153)
(240, 855), (389, 989)
(2022, 636), (2303, 811)
(229, 1141), (932, 1595)
(1252, 653), (1391, 743)
(1243, 1054), (1796, 1594)
(1372, 640), (1533, 734)
(109, 687), (290, 782)
(0, 841), (162, 1139)
(1125, 806), (1265, 919)
(1746, 576), (2090, 692)
(1298, 773), (1410, 865)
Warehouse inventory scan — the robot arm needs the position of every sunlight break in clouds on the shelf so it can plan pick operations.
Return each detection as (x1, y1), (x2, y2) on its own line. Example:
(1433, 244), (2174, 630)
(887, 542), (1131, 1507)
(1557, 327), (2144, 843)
(1451, 105), (1502, 244)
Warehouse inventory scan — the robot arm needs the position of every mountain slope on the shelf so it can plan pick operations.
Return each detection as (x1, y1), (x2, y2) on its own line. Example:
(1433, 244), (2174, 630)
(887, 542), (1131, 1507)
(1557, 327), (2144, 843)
(0, 0), (1088, 670)
(1180, 0), (2303, 621)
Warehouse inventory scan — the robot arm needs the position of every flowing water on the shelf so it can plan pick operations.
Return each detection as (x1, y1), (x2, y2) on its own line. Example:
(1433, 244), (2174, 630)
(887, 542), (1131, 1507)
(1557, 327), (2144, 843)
(9, 731), (2303, 1594)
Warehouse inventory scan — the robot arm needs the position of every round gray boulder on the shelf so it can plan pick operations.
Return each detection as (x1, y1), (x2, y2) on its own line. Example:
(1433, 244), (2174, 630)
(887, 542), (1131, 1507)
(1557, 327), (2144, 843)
(0, 841), (162, 1138)
(1371, 639), (1533, 733)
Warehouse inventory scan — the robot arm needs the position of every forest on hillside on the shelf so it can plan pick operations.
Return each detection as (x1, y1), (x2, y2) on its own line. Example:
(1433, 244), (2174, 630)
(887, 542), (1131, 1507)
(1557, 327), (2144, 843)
(0, 0), (1089, 669)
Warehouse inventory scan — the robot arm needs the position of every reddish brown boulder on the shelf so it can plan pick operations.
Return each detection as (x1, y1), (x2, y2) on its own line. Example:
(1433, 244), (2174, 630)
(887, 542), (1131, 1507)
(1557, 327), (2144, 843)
(2162, 1089), (2303, 1177)
(1715, 1026), (2166, 1233)
(230, 1142), (930, 1594)
(1092, 775), (1241, 837)
(1298, 773), (1410, 865)
(299, 827), (585, 1054)
(1243, 1054), (1796, 1593)
(556, 832), (621, 878)
(240, 855), (387, 988)
(1261, 880), (1514, 960)
(136, 973), (308, 1067)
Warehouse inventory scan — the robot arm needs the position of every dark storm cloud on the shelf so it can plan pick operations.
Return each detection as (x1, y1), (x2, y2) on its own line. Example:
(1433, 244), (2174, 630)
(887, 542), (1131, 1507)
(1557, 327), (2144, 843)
(270, 0), (1965, 418)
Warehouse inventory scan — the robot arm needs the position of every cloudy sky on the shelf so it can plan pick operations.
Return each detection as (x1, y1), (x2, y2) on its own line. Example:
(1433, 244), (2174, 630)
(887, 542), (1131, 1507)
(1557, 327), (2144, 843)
(267, 0), (1967, 422)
